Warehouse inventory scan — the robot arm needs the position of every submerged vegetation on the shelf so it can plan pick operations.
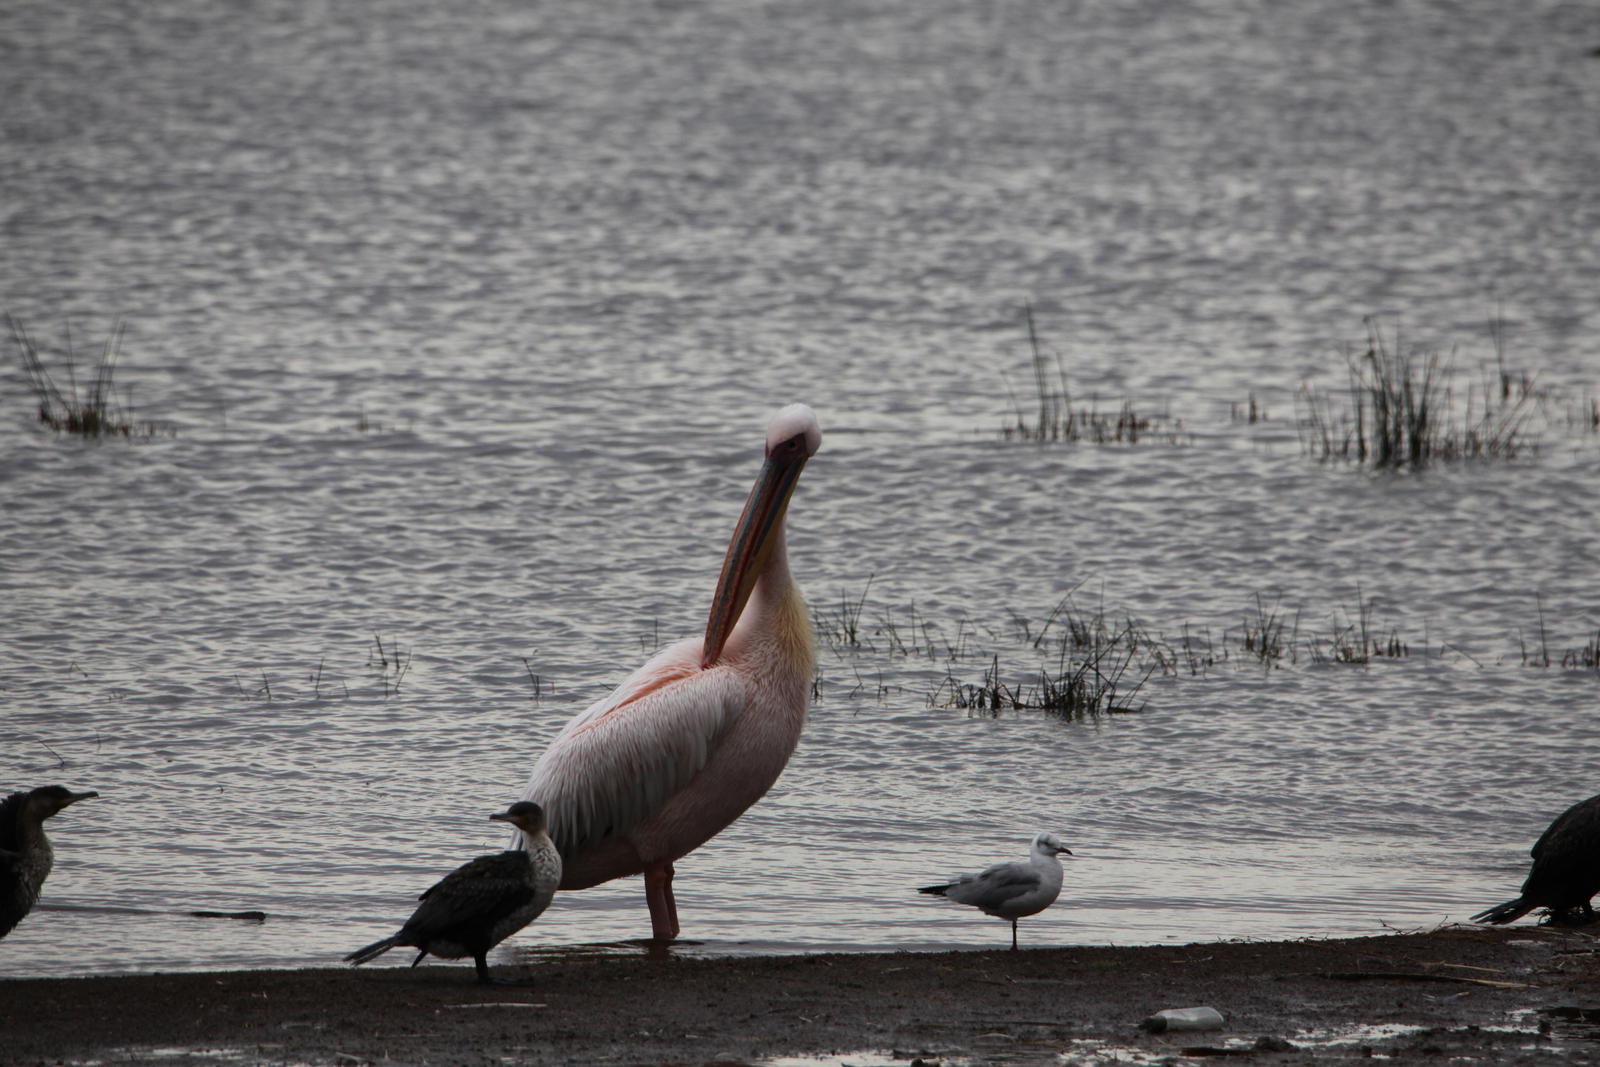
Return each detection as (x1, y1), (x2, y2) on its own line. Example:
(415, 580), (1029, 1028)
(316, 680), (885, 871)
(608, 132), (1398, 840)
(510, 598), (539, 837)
(810, 574), (1598, 720)
(986, 306), (1590, 467)
(931, 646), (1147, 719)
(368, 632), (413, 698)
(1296, 315), (1543, 469)
(933, 588), (1154, 719)
(999, 305), (1187, 445)
(10, 314), (171, 439)
(1561, 631), (1600, 670)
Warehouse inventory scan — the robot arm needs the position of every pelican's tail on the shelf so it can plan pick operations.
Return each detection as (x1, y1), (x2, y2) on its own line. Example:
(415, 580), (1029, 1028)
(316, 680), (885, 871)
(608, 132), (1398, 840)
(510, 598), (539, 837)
(344, 935), (401, 966)
(918, 883), (954, 897)
(1469, 897), (1533, 925)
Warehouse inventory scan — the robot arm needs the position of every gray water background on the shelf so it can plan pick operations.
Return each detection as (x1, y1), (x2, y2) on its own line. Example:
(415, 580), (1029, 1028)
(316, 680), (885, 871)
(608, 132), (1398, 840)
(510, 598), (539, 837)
(1, 0), (1597, 978)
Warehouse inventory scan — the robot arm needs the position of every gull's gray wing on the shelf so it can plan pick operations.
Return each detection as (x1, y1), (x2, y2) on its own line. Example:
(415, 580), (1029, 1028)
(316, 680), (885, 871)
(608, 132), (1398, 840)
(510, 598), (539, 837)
(943, 861), (1043, 910)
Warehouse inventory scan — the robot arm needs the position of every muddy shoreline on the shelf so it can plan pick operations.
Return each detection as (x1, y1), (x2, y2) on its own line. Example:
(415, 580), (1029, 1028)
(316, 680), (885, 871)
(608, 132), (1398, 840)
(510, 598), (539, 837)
(6, 926), (1600, 1066)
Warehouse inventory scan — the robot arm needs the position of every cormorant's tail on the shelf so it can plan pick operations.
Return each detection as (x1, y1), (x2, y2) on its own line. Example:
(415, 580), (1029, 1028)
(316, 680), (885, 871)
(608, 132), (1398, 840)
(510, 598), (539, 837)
(344, 935), (401, 966)
(918, 884), (953, 897)
(1469, 897), (1534, 925)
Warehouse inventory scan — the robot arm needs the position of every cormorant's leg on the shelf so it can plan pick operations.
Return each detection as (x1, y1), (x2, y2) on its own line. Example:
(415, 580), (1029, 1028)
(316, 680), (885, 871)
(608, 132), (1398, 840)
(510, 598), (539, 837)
(645, 860), (681, 940)
(1011, 919), (1019, 952)
(475, 953), (492, 984)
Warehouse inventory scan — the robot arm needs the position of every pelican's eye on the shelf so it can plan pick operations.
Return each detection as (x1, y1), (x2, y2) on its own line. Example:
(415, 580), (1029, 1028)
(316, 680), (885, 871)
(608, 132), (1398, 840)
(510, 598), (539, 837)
(773, 434), (807, 459)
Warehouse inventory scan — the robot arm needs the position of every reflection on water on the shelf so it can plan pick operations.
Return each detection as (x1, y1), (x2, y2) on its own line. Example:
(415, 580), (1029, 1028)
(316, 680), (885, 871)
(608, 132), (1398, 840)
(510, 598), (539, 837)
(2, 0), (1599, 978)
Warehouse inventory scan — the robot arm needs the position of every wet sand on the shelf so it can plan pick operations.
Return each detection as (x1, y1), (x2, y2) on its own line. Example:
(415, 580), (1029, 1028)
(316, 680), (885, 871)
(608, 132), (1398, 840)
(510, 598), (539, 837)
(4, 926), (1599, 1066)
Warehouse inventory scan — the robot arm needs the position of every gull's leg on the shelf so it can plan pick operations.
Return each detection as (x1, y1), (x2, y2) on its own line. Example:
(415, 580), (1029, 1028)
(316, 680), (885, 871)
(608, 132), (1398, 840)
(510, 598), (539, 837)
(1011, 918), (1019, 952)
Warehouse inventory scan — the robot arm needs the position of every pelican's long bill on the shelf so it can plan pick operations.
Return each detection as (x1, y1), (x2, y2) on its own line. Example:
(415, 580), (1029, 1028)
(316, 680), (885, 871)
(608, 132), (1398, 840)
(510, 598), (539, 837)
(701, 441), (809, 668)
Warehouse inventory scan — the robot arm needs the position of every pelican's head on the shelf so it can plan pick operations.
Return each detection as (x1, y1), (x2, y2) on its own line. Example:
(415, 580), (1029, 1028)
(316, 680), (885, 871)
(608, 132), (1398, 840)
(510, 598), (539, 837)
(1033, 831), (1072, 858)
(765, 403), (822, 461)
(702, 404), (822, 668)
(490, 800), (548, 836)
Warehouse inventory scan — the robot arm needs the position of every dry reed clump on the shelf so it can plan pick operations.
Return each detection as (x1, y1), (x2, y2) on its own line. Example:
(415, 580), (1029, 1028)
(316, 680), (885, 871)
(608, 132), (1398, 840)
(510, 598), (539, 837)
(948, 590), (1156, 718)
(813, 576), (1595, 719)
(1565, 392), (1600, 434)
(1231, 394), (1270, 423)
(1241, 593), (1298, 667)
(1296, 315), (1539, 469)
(813, 580), (1160, 718)
(9, 314), (172, 439)
(812, 575), (875, 652)
(998, 305), (1187, 445)
(233, 638), (413, 701)
(931, 646), (1148, 720)
(368, 633), (413, 697)
(1562, 631), (1600, 670)
(1518, 594), (1600, 671)
(1303, 586), (1408, 665)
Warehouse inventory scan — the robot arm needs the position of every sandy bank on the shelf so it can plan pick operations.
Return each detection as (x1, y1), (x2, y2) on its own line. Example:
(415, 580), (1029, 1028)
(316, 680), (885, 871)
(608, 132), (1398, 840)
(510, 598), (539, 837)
(4, 926), (1599, 1066)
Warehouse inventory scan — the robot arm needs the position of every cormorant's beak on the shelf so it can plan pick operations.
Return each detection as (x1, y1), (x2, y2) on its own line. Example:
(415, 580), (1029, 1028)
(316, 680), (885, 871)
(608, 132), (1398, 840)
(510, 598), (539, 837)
(488, 811), (514, 823)
(701, 443), (809, 668)
(66, 790), (98, 805)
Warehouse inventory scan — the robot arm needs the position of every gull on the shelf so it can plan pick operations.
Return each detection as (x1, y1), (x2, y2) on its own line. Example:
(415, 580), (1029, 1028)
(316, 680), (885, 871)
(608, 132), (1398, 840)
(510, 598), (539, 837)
(919, 831), (1073, 950)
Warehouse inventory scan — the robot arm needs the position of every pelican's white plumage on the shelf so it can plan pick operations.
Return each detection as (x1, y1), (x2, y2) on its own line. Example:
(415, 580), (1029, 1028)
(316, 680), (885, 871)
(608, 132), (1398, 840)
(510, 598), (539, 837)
(516, 404), (821, 939)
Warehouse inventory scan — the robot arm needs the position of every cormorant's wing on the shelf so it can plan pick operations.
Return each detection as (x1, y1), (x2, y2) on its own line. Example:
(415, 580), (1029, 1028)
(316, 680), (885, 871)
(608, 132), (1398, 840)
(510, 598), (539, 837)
(1531, 794), (1600, 861)
(1525, 793), (1600, 899)
(402, 852), (538, 940)
(519, 637), (744, 857)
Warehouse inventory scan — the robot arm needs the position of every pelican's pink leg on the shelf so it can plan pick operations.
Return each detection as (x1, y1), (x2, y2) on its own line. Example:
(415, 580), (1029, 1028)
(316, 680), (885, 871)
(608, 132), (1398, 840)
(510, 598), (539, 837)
(645, 861), (680, 940)
(663, 861), (680, 937)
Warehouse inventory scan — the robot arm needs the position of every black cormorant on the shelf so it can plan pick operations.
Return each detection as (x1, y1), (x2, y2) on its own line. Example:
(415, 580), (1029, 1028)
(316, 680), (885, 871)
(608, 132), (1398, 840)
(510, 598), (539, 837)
(1472, 793), (1600, 925)
(345, 801), (561, 984)
(0, 785), (98, 939)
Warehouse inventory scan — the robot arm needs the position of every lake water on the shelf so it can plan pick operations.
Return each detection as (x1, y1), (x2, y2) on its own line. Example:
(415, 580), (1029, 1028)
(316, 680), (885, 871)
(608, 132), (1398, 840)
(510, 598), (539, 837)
(1, 0), (1597, 979)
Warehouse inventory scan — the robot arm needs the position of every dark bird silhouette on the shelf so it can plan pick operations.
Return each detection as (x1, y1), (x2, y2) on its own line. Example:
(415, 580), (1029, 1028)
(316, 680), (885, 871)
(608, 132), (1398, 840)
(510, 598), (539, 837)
(0, 785), (98, 939)
(1472, 793), (1600, 926)
(345, 801), (561, 984)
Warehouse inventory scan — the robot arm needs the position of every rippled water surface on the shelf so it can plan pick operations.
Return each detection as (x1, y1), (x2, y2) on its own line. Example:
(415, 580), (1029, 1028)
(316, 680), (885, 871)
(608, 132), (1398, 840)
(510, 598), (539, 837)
(2, 0), (1598, 978)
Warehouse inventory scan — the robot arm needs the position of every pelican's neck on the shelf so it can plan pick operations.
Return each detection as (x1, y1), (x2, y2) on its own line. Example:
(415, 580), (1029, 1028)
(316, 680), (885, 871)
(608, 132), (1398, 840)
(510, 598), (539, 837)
(757, 523), (794, 595)
(727, 524), (814, 677)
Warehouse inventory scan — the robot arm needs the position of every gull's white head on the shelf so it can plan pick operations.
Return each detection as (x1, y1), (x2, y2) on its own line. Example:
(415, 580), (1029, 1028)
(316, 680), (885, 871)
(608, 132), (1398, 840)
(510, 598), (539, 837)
(766, 403), (822, 460)
(1033, 831), (1073, 858)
